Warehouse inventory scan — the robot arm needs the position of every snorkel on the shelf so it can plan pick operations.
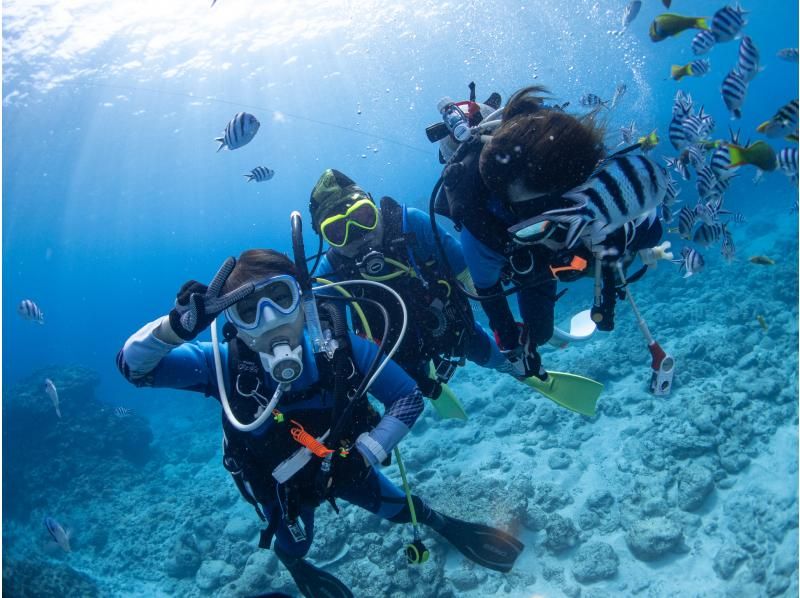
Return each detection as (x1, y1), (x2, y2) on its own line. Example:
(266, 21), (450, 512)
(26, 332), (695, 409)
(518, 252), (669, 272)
(291, 211), (333, 357)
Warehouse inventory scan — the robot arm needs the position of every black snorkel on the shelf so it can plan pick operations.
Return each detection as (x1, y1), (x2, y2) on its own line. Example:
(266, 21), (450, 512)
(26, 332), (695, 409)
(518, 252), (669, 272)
(290, 211), (331, 357)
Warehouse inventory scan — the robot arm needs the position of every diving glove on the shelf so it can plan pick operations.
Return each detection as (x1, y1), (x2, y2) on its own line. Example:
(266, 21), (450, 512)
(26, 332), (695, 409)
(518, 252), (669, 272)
(639, 241), (673, 268)
(169, 257), (254, 341)
(497, 325), (547, 381)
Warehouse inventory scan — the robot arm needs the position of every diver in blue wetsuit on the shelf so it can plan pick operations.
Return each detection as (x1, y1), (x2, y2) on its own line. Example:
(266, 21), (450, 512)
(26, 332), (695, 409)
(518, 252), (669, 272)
(117, 248), (523, 598)
(308, 169), (512, 401)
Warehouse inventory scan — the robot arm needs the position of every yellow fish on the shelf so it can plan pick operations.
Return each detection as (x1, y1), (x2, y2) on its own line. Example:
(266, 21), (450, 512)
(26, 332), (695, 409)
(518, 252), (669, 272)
(727, 141), (778, 172)
(650, 14), (710, 42)
(756, 315), (768, 331)
(637, 130), (659, 151)
(749, 255), (776, 266)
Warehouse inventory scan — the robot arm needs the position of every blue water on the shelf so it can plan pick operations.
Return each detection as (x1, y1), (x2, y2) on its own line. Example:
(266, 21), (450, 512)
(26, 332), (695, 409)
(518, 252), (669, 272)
(3, 1), (798, 596)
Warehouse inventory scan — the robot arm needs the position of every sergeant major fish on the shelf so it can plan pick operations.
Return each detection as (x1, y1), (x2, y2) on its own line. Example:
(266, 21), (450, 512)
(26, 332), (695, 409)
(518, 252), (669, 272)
(736, 36), (761, 82)
(721, 69), (748, 119)
(18, 299), (44, 324)
(693, 222), (728, 247)
(611, 82), (627, 109)
(676, 205), (696, 239)
(649, 14), (710, 42)
(580, 93), (608, 108)
(540, 155), (668, 248)
(756, 99), (798, 141)
(244, 166), (275, 183)
(777, 48), (799, 62)
(622, 1), (642, 29)
(45, 378), (60, 419)
(692, 30), (716, 55)
(44, 516), (71, 552)
(778, 147), (798, 184)
(721, 230), (736, 263)
(673, 246), (705, 278)
(711, 3), (747, 43)
(215, 112), (260, 152)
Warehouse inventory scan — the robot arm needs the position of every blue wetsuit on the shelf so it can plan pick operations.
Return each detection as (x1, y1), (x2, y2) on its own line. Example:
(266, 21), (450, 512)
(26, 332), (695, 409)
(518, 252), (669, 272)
(316, 202), (505, 393)
(118, 317), (423, 558)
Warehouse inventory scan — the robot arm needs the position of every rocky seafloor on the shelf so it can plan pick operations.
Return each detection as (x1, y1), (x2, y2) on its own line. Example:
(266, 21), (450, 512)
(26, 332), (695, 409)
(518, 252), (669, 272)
(3, 222), (798, 598)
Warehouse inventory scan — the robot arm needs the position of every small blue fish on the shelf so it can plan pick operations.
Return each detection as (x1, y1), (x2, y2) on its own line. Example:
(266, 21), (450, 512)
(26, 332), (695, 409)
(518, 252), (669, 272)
(244, 166), (275, 183)
(777, 48), (799, 62)
(18, 299), (44, 324)
(215, 112), (260, 152)
(44, 516), (71, 552)
(45, 378), (61, 419)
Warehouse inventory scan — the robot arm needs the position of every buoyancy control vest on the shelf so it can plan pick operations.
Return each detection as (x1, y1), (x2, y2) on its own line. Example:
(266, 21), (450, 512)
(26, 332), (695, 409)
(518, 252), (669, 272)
(326, 196), (475, 370)
(220, 337), (378, 513)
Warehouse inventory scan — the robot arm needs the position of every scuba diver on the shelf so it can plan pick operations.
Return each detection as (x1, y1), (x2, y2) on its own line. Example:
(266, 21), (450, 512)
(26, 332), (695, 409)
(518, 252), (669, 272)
(431, 85), (674, 386)
(307, 168), (512, 414)
(116, 243), (524, 598)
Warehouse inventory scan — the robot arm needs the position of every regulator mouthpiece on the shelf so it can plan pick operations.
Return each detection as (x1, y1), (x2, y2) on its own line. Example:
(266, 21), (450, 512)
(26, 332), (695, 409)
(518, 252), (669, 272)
(260, 340), (304, 384)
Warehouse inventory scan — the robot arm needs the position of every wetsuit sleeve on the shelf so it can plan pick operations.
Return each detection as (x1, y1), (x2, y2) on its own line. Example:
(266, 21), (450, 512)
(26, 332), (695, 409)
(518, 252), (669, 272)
(117, 315), (223, 396)
(348, 333), (423, 466)
(313, 254), (336, 280)
(405, 207), (466, 274)
(459, 226), (506, 288)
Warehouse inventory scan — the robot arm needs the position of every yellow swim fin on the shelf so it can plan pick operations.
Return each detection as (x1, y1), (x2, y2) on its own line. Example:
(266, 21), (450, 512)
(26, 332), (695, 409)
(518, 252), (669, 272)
(429, 382), (468, 420)
(427, 362), (467, 420)
(521, 371), (604, 417)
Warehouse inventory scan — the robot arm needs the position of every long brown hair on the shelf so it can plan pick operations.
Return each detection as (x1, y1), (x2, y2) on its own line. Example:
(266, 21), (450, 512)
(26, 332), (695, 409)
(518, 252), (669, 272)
(479, 86), (606, 198)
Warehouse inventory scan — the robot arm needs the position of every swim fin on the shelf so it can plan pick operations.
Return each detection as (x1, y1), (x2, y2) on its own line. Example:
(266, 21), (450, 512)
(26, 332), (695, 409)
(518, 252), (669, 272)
(275, 546), (353, 598)
(429, 382), (467, 420)
(522, 370), (603, 417)
(427, 362), (467, 420)
(433, 513), (524, 573)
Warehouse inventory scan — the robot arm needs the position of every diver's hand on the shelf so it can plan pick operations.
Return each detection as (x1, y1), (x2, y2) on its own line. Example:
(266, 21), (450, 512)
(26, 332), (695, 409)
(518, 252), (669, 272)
(168, 257), (254, 341)
(503, 335), (547, 381)
(639, 241), (673, 268)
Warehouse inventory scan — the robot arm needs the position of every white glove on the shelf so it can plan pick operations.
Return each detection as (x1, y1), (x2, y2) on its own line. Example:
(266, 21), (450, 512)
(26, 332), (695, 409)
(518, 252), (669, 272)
(639, 241), (673, 268)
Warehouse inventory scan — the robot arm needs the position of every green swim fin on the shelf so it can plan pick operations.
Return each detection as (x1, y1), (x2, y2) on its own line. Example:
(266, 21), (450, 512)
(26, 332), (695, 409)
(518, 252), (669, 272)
(522, 371), (603, 417)
(427, 362), (467, 420)
(433, 513), (524, 573)
(430, 382), (468, 420)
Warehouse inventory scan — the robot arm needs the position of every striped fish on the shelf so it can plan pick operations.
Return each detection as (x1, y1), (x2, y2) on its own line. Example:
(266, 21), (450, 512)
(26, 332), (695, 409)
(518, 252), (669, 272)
(215, 112), (260, 152)
(661, 203), (675, 224)
(697, 165), (722, 202)
(618, 121), (638, 147)
(683, 110), (714, 145)
(115, 406), (133, 418)
(693, 222), (727, 246)
(684, 144), (706, 169)
(710, 144), (740, 180)
(18, 299), (44, 324)
(672, 90), (694, 118)
(711, 3), (747, 43)
(736, 36), (761, 82)
(728, 212), (746, 224)
(676, 205), (696, 239)
(611, 82), (627, 109)
(757, 99), (798, 140)
(673, 246), (705, 278)
(669, 114), (689, 150)
(45, 378), (61, 419)
(778, 147), (798, 183)
(664, 175), (681, 207)
(539, 155), (668, 248)
(44, 517), (71, 552)
(244, 166), (275, 182)
(721, 230), (736, 262)
(670, 59), (711, 81)
(695, 198), (731, 225)
(721, 70), (748, 119)
(580, 93), (608, 108)
(777, 48), (799, 62)
(664, 155), (690, 181)
(692, 30), (716, 55)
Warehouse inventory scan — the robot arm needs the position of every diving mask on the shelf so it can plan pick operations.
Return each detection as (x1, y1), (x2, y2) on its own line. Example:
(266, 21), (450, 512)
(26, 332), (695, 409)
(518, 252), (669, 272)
(508, 215), (562, 246)
(225, 275), (302, 338)
(319, 198), (379, 248)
